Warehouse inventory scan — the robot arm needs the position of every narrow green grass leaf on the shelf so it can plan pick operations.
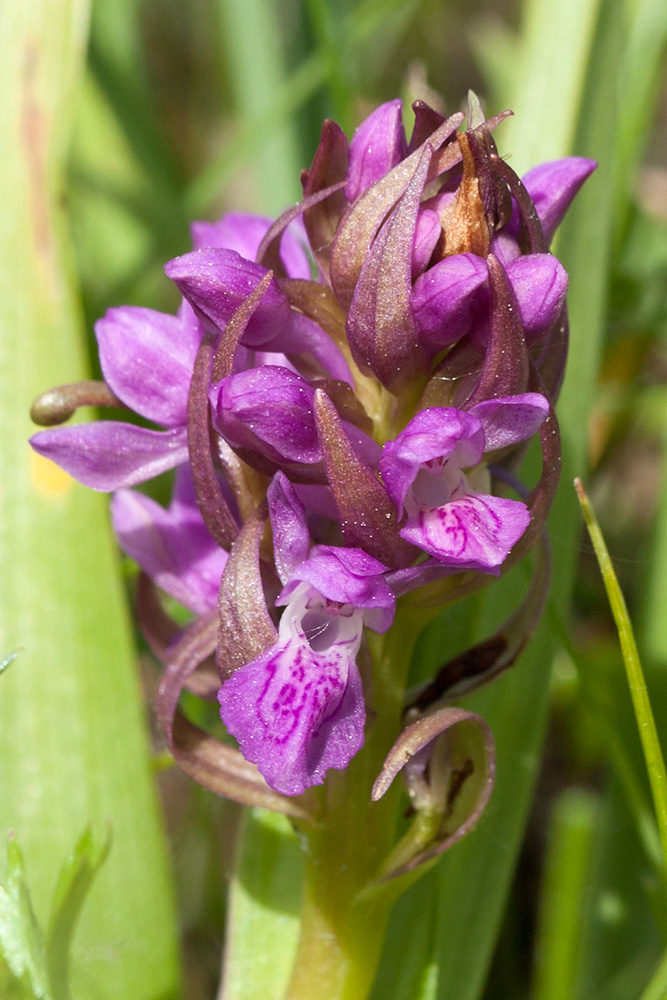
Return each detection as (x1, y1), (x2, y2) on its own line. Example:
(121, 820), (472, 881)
(219, 810), (302, 1000)
(0, 4), (181, 998)
(532, 790), (599, 1000)
(216, 0), (302, 214)
(0, 836), (51, 1000)
(575, 479), (667, 872)
(46, 826), (111, 1000)
(613, 0), (667, 246)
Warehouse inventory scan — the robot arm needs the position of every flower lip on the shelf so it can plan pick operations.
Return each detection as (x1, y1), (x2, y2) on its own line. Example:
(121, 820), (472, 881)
(379, 398), (548, 572)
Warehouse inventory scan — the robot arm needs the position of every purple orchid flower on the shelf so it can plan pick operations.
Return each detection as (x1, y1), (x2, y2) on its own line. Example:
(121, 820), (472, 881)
(218, 545), (395, 795)
(111, 466), (228, 615)
(30, 301), (201, 490)
(379, 394), (549, 571)
(208, 364), (379, 476)
(216, 473), (394, 795)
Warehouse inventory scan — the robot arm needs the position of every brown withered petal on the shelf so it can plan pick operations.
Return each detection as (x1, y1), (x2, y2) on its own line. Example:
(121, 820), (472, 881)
(427, 108), (513, 179)
(407, 100), (447, 154)
(30, 380), (125, 426)
(188, 274), (274, 552)
(313, 389), (414, 568)
(136, 571), (181, 663)
(255, 180), (348, 278)
(465, 254), (529, 406)
(439, 133), (491, 259)
(331, 112), (464, 309)
(371, 706), (495, 878)
(187, 334), (239, 550)
(346, 145), (431, 392)
(156, 611), (314, 820)
(302, 119), (350, 277)
(216, 502), (277, 680)
(490, 153), (548, 255)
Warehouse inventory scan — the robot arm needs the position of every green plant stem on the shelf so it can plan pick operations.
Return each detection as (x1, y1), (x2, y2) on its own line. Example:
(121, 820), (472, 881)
(575, 478), (667, 873)
(283, 610), (436, 1000)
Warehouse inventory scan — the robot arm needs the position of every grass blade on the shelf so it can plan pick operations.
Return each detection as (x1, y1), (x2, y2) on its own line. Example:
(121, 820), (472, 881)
(0, 4), (181, 997)
(575, 479), (667, 871)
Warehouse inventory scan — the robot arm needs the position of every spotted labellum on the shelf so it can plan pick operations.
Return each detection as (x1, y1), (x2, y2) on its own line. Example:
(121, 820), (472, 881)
(30, 92), (594, 871)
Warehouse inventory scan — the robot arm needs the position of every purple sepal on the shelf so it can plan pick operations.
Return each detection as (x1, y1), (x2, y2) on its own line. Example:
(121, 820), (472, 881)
(166, 249), (352, 383)
(400, 493), (530, 572)
(209, 366), (321, 464)
(411, 254), (489, 353)
(96, 304), (201, 427)
(507, 254), (568, 343)
(412, 208), (441, 278)
(345, 99), (407, 202)
(521, 157), (597, 243)
(218, 581), (366, 795)
(380, 408), (485, 515)
(280, 545), (395, 634)
(469, 393), (549, 451)
(190, 212), (311, 279)
(267, 472), (310, 585)
(111, 468), (228, 614)
(30, 422), (188, 491)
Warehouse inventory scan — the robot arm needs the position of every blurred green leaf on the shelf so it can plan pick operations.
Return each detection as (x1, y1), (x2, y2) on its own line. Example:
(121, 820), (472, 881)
(0, 836), (50, 1000)
(0, 4), (181, 998)
(46, 826), (111, 1000)
(532, 790), (599, 1000)
(216, 0), (302, 215)
(218, 809), (302, 1000)
(493, 0), (603, 172)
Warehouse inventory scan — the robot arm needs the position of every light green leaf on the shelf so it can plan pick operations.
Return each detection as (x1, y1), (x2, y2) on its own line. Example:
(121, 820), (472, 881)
(497, 0), (603, 172)
(46, 826), (111, 1000)
(532, 790), (599, 1000)
(0, 4), (181, 998)
(0, 836), (51, 1000)
(219, 809), (302, 1000)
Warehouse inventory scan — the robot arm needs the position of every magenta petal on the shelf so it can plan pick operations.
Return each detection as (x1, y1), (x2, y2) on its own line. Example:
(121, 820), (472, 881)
(412, 208), (441, 278)
(209, 366), (321, 464)
(521, 157), (597, 243)
(345, 99), (407, 202)
(401, 493), (530, 571)
(411, 253), (489, 353)
(30, 423), (189, 491)
(96, 305), (201, 427)
(190, 212), (311, 279)
(167, 249), (352, 383)
(380, 408), (485, 513)
(218, 631), (365, 795)
(165, 248), (287, 344)
(267, 472), (310, 585)
(507, 254), (568, 343)
(281, 546), (395, 632)
(111, 475), (228, 614)
(469, 393), (549, 451)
